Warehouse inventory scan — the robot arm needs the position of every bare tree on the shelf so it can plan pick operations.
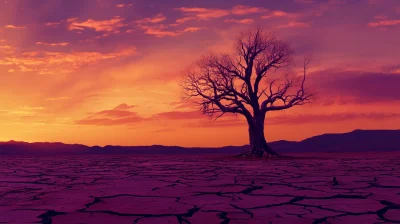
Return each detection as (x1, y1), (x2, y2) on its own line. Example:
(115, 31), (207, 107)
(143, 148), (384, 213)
(180, 27), (314, 158)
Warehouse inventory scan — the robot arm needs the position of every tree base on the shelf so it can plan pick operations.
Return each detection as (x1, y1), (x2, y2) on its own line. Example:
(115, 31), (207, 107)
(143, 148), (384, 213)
(234, 150), (282, 159)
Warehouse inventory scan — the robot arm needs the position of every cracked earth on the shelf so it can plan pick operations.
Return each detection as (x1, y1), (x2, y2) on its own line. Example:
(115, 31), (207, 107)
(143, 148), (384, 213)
(1, 152), (400, 224)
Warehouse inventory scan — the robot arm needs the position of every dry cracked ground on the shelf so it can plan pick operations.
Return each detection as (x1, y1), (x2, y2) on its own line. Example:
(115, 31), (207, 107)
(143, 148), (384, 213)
(1, 152), (400, 224)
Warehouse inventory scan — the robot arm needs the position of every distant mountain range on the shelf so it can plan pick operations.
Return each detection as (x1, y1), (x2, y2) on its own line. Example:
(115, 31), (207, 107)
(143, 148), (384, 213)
(1, 129), (399, 155)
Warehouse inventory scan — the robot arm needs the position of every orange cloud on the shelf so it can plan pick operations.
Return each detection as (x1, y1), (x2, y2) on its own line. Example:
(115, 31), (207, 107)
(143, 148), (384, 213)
(152, 111), (203, 120)
(1, 106), (46, 117)
(45, 97), (69, 101)
(0, 48), (136, 74)
(186, 112), (400, 128)
(67, 16), (126, 33)
(4, 25), (26, 29)
(0, 39), (6, 42)
(224, 18), (254, 24)
(138, 25), (180, 37)
(36, 42), (69, 46)
(0, 45), (15, 54)
(368, 19), (400, 27)
(75, 104), (145, 126)
(45, 21), (64, 27)
(113, 103), (136, 110)
(183, 27), (202, 32)
(176, 5), (267, 24)
(261, 10), (298, 19)
(136, 13), (166, 23)
(116, 4), (132, 8)
(138, 24), (202, 37)
(231, 5), (268, 15)
(176, 7), (230, 22)
(278, 21), (311, 28)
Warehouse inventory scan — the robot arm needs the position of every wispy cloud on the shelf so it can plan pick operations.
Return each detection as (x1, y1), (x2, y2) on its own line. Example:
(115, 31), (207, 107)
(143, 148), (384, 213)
(177, 7), (230, 21)
(45, 21), (64, 27)
(307, 70), (400, 104)
(176, 5), (267, 23)
(261, 10), (298, 19)
(116, 4), (132, 8)
(36, 42), (69, 46)
(4, 25), (26, 29)
(224, 18), (254, 24)
(137, 23), (202, 37)
(0, 106), (45, 117)
(75, 104), (145, 126)
(368, 19), (400, 27)
(278, 21), (311, 28)
(0, 45), (15, 54)
(67, 16), (126, 33)
(0, 48), (136, 74)
(136, 13), (167, 24)
(231, 5), (268, 15)
(265, 112), (400, 125)
(45, 97), (69, 101)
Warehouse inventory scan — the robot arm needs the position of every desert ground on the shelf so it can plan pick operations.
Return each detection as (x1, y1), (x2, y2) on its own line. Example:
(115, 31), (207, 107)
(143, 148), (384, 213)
(1, 152), (400, 224)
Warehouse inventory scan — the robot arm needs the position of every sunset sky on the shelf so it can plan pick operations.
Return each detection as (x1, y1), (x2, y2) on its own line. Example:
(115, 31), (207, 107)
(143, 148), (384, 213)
(0, 0), (400, 147)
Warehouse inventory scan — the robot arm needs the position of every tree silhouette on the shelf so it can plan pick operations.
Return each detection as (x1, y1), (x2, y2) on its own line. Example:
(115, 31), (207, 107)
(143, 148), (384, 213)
(180, 27), (314, 158)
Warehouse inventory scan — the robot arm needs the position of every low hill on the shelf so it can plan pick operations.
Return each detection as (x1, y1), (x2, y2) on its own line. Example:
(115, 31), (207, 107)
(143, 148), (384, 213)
(1, 129), (399, 155)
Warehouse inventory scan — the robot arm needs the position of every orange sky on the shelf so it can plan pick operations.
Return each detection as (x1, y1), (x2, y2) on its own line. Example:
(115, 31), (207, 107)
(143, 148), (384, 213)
(0, 0), (400, 147)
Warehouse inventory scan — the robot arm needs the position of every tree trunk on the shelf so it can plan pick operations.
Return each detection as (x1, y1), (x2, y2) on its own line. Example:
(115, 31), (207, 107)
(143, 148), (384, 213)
(237, 115), (280, 158)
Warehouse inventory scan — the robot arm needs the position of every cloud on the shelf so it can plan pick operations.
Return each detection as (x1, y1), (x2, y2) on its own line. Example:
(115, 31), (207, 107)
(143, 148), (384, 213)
(224, 18), (254, 24)
(76, 106), (204, 126)
(231, 5), (268, 15)
(152, 110), (203, 120)
(0, 39), (6, 42)
(67, 16), (126, 33)
(8, 69), (15, 73)
(4, 25), (26, 29)
(0, 106), (45, 117)
(169, 100), (196, 110)
(135, 13), (202, 37)
(265, 112), (400, 125)
(45, 21), (64, 27)
(136, 13), (166, 24)
(177, 7), (230, 21)
(183, 27), (202, 32)
(0, 47), (136, 74)
(261, 10), (298, 19)
(36, 42), (69, 46)
(76, 104), (144, 126)
(186, 112), (400, 128)
(116, 4), (132, 8)
(278, 21), (311, 28)
(45, 97), (69, 101)
(75, 116), (144, 126)
(138, 24), (202, 37)
(0, 45), (15, 54)
(176, 5), (267, 23)
(307, 70), (400, 104)
(113, 103), (136, 110)
(368, 19), (400, 27)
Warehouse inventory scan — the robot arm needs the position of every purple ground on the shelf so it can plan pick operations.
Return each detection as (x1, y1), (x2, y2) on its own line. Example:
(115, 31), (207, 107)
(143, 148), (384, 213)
(1, 152), (400, 224)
